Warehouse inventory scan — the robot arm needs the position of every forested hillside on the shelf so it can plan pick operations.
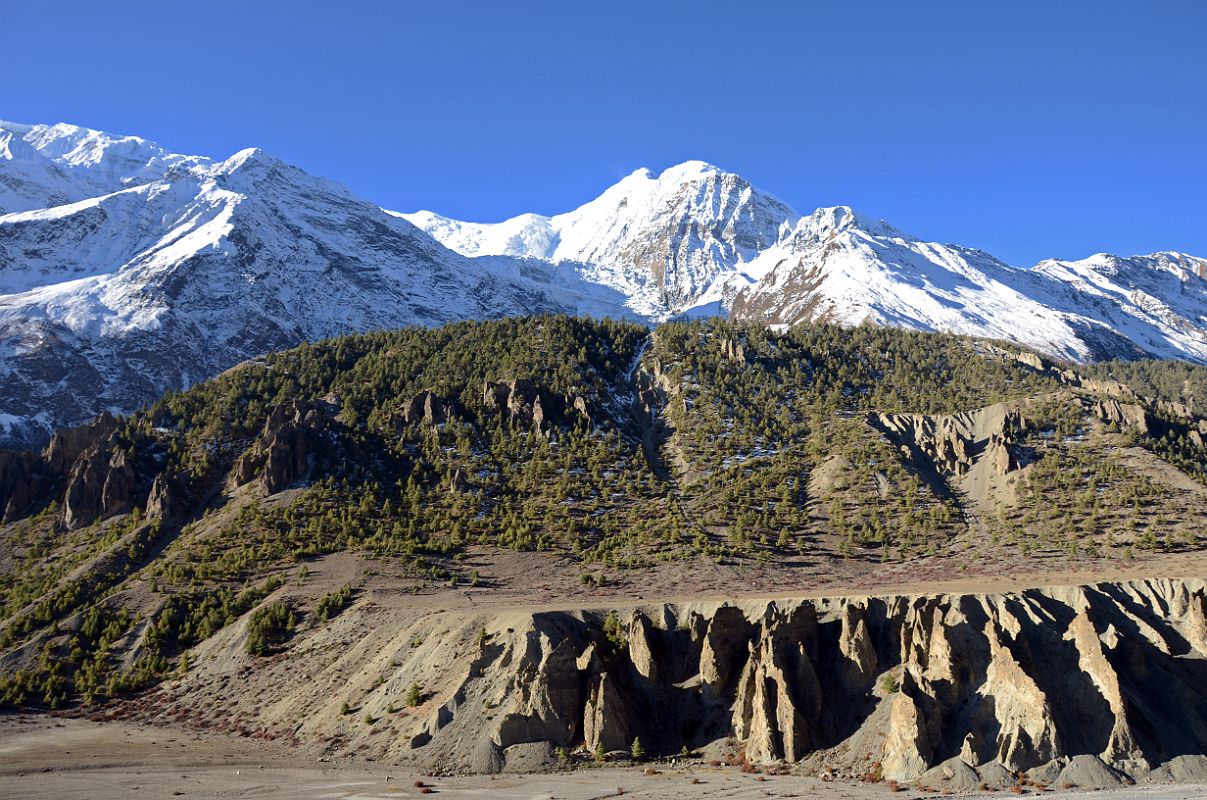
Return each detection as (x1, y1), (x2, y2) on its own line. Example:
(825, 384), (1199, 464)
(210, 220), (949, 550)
(1, 315), (1205, 708)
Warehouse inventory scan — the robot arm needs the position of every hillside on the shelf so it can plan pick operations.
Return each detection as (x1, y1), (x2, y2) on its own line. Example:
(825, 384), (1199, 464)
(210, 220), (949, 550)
(0, 315), (1204, 713)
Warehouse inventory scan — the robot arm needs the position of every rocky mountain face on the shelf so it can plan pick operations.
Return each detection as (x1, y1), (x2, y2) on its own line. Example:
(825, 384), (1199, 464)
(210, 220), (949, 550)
(729, 209), (1207, 364)
(0, 316), (1204, 779)
(2, 119), (1206, 448)
(0, 121), (630, 447)
(126, 578), (1207, 786)
(403, 161), (796, 316)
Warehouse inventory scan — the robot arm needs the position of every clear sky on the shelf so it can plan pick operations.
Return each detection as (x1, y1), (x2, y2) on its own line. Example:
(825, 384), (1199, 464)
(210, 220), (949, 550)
(5, 1), (1205, 265)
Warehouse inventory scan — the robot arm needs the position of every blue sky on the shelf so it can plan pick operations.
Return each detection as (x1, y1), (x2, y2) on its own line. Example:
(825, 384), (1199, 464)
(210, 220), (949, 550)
(5, 1), (1205, 265)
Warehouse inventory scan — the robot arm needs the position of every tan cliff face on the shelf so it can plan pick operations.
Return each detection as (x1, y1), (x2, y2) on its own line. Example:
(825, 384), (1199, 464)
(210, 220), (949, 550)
(123, 578), (1207, 784)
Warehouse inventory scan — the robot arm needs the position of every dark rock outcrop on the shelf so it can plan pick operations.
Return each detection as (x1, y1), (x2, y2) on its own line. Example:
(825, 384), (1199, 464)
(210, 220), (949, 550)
(495, 635), (582, 749)
(61, 443), (137, 530)
(1093, 399), (1154, 435)
(582, 671), (641, 754)
(43, 411), (118, 474)
(699, 604), (755, 696)
(145, 473), (182, 521)
(400, 391), (447, 426)
(0, 450), (42, 522)
(482, 379), (546, 429)
(232, 401), (326, 494)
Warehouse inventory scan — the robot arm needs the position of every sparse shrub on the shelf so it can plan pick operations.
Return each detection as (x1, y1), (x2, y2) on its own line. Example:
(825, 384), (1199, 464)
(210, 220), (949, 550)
(603, 611), (627, 651)
(315, 584), (355, 621)
(406, 681), (423, 707)
(245, 601), (295, 656)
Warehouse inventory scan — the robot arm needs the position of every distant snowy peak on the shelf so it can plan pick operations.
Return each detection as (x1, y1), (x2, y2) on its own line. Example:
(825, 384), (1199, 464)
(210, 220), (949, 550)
(17, 121), (203, 173)
(1029, 251), (1207, 358)
(730, 214), (1207, 363)
(403, 163), (1207, 364)
(0, 121), (641, 447)
(0, 120), (210, 214)
(394, 209), (556, 260)
(787, 205), (913, 244)
(1035, 251), (1207, 286)
(403, 160), (798, 316)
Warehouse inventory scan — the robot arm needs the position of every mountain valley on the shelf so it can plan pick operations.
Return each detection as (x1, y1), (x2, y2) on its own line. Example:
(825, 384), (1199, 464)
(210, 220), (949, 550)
(2, 120), (1207, 793)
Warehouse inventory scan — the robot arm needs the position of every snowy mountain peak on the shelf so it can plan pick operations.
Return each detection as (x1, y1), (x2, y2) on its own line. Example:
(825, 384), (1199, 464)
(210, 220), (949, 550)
(215, 146), (267, 171)
(610, 160), (723, 186)
(650, 159), (725, 179)
(792, 205), (911, 242)
(2, 119), (1206, 449)
(3, 120), (206, 174)
(207, 146), (288, 184)
(405, 159), (798, 316)
(0, 119), (209, 214)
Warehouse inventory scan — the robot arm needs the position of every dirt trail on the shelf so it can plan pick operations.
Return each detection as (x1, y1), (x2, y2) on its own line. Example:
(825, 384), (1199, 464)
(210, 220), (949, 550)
(375, 547), (1207, 615)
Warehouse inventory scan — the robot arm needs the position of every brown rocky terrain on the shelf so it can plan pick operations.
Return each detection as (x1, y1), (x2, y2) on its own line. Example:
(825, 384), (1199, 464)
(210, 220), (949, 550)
(89, 572), (1207, 792)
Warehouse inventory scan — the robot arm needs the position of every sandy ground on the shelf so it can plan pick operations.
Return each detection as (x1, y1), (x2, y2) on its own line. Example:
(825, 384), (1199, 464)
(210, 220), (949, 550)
(3, 716), (1206, 800)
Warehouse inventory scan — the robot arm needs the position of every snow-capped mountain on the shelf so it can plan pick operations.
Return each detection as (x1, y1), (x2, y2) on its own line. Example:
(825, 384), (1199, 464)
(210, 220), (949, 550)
(401, 161), (796, 317)
(0, 121), (631, 447)
(727, 207), (1207, 363)
(2, 119), (1205, 448)
(0, 121), (210, 214)
(417, 179), (1206, 364)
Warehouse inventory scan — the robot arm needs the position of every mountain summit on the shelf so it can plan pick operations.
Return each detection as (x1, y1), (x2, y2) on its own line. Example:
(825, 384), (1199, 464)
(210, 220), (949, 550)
(0, 120), (629, 446)
(409, 164), (1207, 365)
(403, 160), (796, 316)
(1, 120), (1205, 447)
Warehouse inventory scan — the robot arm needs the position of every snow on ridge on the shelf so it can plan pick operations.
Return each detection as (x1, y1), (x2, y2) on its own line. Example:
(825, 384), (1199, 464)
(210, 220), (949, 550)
(1, 119), (1206, 446)
(403, 159), (801, 318)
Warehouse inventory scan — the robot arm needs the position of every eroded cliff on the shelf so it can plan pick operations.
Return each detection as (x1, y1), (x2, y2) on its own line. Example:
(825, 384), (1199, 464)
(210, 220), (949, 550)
(124, 578), (1207, 787)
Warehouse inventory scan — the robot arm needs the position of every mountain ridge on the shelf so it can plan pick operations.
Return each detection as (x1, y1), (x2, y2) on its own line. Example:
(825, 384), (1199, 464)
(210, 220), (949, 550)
(1, 118), (1205, 448)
